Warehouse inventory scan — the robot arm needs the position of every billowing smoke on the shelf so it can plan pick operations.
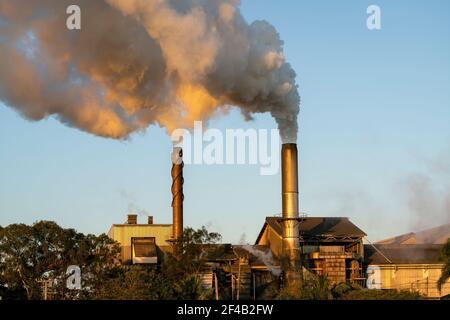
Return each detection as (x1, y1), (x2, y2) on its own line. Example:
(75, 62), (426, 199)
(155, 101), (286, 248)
(0, 0), (300, 142)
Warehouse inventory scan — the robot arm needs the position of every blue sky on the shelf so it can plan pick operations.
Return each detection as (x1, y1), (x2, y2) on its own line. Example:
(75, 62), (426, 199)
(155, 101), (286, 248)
(1, 0), (450, 243)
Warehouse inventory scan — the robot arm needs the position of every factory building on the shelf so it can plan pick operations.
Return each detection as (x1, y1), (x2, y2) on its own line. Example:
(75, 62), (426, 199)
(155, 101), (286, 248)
(106, 211), (449, 299)
(107, 147), (185, 265)
(255, 216), (366, 285)
(107, 214), (172, 265)
(365, 224), (450, 299)
(106, 145), (449, 299)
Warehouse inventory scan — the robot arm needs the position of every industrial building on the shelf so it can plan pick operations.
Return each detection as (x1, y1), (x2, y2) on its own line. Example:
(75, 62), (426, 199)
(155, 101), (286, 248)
(108, 147), (185, 265)
(107, 215), (172, 265)
(365, 224), (450, 298)
(106, 144), (450, 299)
(255, 216), (366, 285)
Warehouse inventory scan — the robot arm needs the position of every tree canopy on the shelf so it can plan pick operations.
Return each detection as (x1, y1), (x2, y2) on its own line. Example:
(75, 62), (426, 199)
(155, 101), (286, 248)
(0, 222), (222, 300)
(0, 221), (120, 300)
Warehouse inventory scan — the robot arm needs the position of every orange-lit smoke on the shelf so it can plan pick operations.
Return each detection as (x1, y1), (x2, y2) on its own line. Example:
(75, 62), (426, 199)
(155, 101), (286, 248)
(0, 0), (300, 141)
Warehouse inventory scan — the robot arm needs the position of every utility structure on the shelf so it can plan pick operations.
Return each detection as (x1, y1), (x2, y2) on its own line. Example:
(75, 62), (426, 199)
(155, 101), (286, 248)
(280, 143), (301, 282)
(171, 147), (184, 242)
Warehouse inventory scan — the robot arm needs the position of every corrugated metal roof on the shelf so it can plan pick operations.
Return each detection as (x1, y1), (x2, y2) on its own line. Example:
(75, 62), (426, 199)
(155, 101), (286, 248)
(259, 216), (366, 242)
(201, 244), (237, 261)
(376, 224), (450, 245)
(364, 244), (444, 265)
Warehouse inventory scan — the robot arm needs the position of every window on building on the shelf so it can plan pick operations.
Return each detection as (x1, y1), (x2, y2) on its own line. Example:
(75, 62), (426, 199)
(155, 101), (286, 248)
(132, 237), (157, 264)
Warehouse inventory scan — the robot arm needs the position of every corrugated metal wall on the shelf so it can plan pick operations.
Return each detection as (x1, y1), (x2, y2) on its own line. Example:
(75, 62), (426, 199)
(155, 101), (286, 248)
(370, 264), (450, 298)
(109, 225), (172, 263)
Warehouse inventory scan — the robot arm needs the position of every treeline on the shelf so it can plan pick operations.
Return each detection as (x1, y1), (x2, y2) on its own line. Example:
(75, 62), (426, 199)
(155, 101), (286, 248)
(0, 221), (222, 300)
(1, 221), (448, 300)
(267, 276), (424, 300)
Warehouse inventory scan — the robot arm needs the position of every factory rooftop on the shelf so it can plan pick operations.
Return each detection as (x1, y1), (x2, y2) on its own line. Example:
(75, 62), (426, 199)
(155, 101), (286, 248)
(256, 217), (367, 243)
(365, 244), (444, 265)
(376, 224), (450, 245)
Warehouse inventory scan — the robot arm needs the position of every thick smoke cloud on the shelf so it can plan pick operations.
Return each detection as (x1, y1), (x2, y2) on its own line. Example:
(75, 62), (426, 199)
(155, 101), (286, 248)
(0, 0), (300, 141)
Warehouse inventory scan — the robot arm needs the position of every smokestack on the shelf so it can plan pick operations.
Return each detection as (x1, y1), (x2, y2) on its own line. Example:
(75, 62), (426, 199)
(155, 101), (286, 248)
(171, 147), (184, 241)
(282, 144), (299, 217)
(281, 144), (300, 270)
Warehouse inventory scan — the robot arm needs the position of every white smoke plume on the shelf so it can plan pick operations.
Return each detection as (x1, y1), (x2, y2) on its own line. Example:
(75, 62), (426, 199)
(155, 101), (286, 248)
(0, 0), (300, 142)
(239, 245), (281, 276)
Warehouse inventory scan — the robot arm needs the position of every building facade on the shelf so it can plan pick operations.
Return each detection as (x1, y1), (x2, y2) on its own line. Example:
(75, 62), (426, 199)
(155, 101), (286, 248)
(365, 225), (450, 299)
(255, 217), (366, 285)
(107, 215), (172, 265)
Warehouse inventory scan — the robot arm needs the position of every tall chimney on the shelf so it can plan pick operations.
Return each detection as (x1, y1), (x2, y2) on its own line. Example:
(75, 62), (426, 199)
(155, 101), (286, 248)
(281, 143), (300, 270)
(171, 147), (184, 241)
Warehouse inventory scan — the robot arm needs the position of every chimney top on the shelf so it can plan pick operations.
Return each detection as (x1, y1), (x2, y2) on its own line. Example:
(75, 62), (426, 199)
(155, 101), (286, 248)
(127, 214), (138, 225)
(148, 216), (154, 225)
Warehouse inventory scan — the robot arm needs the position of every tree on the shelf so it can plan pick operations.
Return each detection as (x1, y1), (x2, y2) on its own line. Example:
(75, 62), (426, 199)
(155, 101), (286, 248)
(90, 265), (175, 300)
(163, 226), (222, 278)
(176, 273), (210, 300)
(90, 226), (223, 300)
(0, 221), (120, 300)
(0, 223), (50, 299)
(438, 238), (450, 292)
(0, 222), (222, 300)
(162, 226), (222, 300)
(276, 274), (332, 300)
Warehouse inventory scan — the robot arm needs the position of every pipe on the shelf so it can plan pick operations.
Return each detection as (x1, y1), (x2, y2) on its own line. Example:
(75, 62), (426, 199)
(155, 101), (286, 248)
(171, 147), (184, 240)
(282, 143), (299, 218)
(281, 144), (300, 270)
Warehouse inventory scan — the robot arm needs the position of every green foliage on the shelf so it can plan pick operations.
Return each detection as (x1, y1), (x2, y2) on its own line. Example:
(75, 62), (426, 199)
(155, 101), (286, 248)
(329, 281), (424, 300)
(162, 226), (221, 300)
(338, 289), (424, 300)
(299, 275), (332, 300)
(275, 274), (332, 300)
(331, 282), (356, 299)
(176, 274), (212, 300)
(0, 223), (221, 300)
(0, 221), (120, 300)
(90, 265), (175, 300)
(272, 275), (424, 300)
(258, 280), (282, 300)
(162, 226), (222, 279)
(438, 238), (450, 292)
